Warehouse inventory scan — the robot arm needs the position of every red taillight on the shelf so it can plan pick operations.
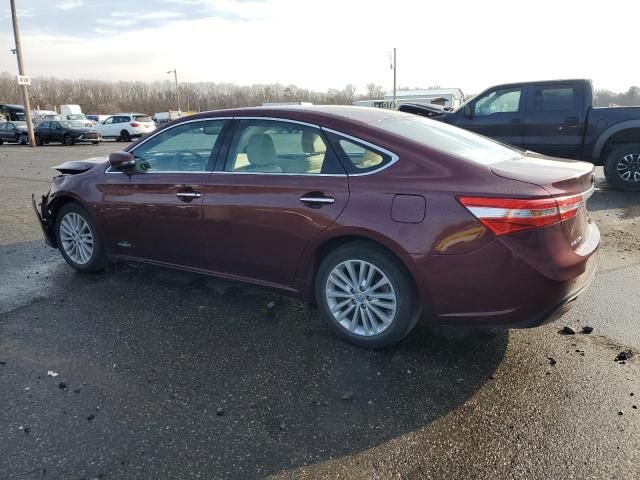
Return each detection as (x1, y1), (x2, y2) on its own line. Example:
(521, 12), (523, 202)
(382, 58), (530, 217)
(130, 122), (140, 127)
(458, 193), (587, 236)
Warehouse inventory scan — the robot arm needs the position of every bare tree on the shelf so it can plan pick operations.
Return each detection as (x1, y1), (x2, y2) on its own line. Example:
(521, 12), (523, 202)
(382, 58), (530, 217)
(365, 83), (385, 99)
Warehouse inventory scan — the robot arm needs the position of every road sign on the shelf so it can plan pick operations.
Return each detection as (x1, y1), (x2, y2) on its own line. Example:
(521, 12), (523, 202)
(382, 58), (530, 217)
(17, 75), (30, 86)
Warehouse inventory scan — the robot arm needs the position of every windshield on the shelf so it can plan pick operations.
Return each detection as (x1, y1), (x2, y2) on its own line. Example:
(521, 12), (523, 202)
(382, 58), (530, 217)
(375, 116), (521, 165)
(67, 114), (87, 120)
(59, 120), (87, 129)
(13, 121), (27, 127)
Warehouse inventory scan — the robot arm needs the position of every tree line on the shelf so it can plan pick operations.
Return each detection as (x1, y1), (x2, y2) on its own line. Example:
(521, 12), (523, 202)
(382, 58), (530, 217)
(0, 72), (387, 114)
(1, 72), (638, 113)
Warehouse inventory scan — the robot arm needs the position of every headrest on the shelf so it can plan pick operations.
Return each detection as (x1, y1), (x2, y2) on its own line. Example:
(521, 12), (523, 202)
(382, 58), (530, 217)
(302, 131), (327, 154)
(246, 134), (277, 166)
(359, 149), (383, 168)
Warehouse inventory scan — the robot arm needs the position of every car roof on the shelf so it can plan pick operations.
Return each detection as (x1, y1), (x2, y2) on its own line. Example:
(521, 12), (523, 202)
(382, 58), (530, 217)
(481, 78), (591, 90)
(192, 105), (411, 127)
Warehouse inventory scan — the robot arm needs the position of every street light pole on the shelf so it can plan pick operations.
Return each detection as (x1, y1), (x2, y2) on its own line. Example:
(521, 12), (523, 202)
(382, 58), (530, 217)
(10, 0), (36, 147)
(167, 69), (181, 114)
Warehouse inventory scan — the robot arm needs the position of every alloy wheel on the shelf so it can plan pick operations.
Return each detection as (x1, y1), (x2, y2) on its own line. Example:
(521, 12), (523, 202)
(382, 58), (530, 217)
(59, 212), (94, 265)
(325, 259), (397, 337)
(617, 153), (640, 183)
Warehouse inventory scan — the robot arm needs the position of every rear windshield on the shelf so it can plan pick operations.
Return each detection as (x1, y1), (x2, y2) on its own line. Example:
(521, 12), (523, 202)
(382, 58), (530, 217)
(133, 115), (153, 123)
(376, 116), (521, 165)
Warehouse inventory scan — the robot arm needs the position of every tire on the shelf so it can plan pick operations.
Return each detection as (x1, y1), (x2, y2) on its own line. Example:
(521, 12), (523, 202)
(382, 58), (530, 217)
(0, 138), (3, 145)
(315, 242), (421, 348)
(120, 130), (131, 142)
(55, 203), (107, 273)
(20, 133), (28, 145)
(92, 141), (100, 145)
(63, 134), (74, 146)
(36, 135), (43, 146)
(604, 143), (640, 191)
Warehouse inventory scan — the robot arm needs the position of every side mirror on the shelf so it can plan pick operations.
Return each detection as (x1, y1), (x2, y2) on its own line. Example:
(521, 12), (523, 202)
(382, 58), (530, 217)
(109, 151), (135, 170)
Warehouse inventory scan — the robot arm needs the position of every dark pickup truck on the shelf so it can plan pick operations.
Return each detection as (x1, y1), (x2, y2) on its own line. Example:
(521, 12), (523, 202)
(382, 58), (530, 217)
(400, 79), (640, 190)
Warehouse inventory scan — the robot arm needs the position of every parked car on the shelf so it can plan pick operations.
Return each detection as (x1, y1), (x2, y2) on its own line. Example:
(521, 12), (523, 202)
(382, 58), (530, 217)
(408, 79), (640, 191)
(0, 121), (29, 145)
(33, 106), (599, 348)
(0, 104), (26, 122)
(94, 113), (156, 142)
(35, 120), (102, 145)
(41, 114), (64, 122)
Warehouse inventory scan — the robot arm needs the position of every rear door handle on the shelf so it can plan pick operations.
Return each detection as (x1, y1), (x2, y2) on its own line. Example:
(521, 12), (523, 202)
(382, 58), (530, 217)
(510, 118), (522, 125)
(300, 194), (335, 205)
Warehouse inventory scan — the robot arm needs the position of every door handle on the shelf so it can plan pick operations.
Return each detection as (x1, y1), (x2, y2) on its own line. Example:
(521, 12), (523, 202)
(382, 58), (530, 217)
(300, 194), (335, 205)
(565, 116), (579, 125)
(176, 191), (202, 202)
(510, 118), (522, 125)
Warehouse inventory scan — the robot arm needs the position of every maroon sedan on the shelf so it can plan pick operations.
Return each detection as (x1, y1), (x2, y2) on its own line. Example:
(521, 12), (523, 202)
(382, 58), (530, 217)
(33, 106), (599, 348)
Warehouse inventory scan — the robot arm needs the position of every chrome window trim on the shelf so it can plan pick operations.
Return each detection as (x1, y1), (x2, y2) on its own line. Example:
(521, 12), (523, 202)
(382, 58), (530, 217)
(209, 171), (347, 177)
(322, 127), (400, 176)
(105, 116), (400, 177)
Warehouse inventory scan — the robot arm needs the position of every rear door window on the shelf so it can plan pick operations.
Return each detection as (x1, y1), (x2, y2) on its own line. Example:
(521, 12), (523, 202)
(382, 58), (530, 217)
(533, 86), (575, 111)
(225, 119), (344, 175)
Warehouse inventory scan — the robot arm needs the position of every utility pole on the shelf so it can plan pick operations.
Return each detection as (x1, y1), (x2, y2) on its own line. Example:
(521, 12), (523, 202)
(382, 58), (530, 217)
(10, 0), (36, 147)
(392, 48), (397, 107)
(167, 69), (181, 114)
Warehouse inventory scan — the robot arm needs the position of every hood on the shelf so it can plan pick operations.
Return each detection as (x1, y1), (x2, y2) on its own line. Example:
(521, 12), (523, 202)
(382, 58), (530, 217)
(52, 156), (108, 174)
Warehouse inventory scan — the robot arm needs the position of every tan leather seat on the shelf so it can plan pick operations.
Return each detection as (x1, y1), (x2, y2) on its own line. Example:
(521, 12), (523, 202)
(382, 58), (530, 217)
(240, 134), (282, 173)
(289, 131), (325, 174)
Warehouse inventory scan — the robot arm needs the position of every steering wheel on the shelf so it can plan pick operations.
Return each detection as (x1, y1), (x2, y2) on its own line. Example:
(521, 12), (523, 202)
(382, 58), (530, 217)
(175, 150), (205, 171)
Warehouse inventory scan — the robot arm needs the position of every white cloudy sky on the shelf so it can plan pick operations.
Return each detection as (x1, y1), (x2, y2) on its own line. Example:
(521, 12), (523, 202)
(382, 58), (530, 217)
(0, 0), (638, 95)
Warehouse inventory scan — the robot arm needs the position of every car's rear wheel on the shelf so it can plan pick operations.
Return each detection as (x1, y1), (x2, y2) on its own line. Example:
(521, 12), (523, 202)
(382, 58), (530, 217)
(604, 143), (640, 191)
(316, 242), (420, 348)
(63, 134), (74, 146)
(55, 203), (107, 273)
(120, 130), (131, 142)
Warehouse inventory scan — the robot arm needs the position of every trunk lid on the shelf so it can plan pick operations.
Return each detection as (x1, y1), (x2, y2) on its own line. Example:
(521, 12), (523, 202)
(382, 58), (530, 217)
(491, 153), (595, 251)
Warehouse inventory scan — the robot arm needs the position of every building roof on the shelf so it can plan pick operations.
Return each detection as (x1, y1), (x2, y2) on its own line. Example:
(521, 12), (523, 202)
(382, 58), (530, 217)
(384, 88), (464, 99)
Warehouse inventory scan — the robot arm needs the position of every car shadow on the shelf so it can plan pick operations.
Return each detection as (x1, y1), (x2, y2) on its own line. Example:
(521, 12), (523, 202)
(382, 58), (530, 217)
(1, 257), (508, 479)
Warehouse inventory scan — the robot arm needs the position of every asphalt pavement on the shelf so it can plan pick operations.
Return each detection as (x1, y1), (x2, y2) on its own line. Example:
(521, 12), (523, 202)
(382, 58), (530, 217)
(1, 143), (639, 479)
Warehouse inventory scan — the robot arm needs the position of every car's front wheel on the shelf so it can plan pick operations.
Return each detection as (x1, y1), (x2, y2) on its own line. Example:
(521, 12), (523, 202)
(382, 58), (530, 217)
(55, 203), (107, 273)
(604, 143), (640, 191)
(316, 242), (421, 348)
(20, 133), (28, 145)
(63, 134), (74, 146)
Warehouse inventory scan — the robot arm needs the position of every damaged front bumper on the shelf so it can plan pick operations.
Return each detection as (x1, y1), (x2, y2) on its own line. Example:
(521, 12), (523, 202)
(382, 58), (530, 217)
(32, 192), (56, 248)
